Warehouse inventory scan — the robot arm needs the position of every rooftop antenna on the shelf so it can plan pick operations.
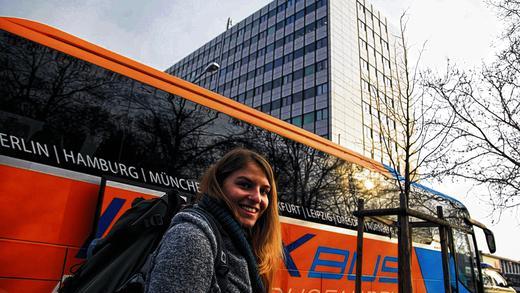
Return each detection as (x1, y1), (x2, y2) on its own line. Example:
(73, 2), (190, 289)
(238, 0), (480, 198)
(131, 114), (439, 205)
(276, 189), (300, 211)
(226, 17), (233, 30)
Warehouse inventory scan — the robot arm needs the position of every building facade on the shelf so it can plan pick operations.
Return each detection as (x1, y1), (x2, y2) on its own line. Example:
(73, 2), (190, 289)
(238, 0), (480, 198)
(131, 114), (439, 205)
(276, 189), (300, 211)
(167, 0), (399, 164)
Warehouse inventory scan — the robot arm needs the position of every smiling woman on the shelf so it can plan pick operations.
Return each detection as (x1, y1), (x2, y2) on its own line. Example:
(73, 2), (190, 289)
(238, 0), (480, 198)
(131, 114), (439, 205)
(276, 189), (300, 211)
(220, 162), (271, 228)
(146, 148), (282, 293)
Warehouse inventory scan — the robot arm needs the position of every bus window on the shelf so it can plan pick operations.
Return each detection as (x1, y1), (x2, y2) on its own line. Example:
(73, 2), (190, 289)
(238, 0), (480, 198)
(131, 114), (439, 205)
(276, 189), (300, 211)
(453, 229), (479, 292)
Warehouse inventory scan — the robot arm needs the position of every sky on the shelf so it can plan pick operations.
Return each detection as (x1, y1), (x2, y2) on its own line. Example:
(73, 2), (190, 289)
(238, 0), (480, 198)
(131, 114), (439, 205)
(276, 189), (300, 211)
(1, 1), (518, 261)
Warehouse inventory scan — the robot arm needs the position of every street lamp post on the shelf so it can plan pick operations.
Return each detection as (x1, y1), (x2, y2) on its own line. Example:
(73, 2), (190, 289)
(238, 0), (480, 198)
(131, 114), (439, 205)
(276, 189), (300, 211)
(191, 61), (220, 84)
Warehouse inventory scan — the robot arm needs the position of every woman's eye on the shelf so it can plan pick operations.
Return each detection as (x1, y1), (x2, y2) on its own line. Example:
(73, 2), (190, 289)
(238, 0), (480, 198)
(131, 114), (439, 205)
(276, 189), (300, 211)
(238, 182), (251, 188)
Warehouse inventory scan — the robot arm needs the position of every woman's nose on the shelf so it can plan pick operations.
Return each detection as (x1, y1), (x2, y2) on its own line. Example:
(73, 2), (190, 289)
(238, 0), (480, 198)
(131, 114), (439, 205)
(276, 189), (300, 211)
(249, 189), (261, 203)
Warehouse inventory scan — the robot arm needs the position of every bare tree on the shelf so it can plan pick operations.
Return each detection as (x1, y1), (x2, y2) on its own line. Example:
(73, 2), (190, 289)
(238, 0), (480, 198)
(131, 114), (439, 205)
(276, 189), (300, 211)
(362, 12), (457, 293)
(422, 0), (520, 212)
(370, 13), (456, 199)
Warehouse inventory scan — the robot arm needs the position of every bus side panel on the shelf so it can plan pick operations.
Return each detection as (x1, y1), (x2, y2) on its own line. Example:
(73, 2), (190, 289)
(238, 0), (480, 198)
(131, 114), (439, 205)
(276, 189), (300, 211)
(0, 278), (57, 293)
(415, 247), (445, 292)
(274, 222), (429, 292)
(0, 239), (66, 279)
(0, 162), (167, 292)
(0, 164), (99, 245)
(0, 164), (99, 291)
(411, 246), (430, 292)
(415, 247), (474, 293)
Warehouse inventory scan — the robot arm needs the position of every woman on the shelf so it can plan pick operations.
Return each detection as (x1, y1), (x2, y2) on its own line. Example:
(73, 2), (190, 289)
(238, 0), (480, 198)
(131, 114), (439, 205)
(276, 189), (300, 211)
(146, 148), (282, 293)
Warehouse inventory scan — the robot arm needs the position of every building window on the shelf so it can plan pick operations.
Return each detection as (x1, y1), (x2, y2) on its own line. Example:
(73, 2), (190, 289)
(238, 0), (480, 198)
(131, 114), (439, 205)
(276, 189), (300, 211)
(316, 60), (327, 72)
(305, 22), (316, 34)
(260, 14), (268, 23)
(359, 38), (368, 50)
(295, 9), (305, 21)
(304, 64), (315, 76)
(272, 77), (282, 89)
(284, 53), (294, 63)
(246, 89), (254, 99)
(316, 37), (328, 49)
(359, 20), (366, 32)
(293, 91), (303, 102)
(316, 108), (328, 121)
(275, 38), (284, 49)
(304, 87), (315, 100)
(274, 57), (284, 68)
(258, 47), (266, 57)
(267, 25), (276, 36)
(292, 115), (303, 127)
(316, 17), (327, 29)
(277, 3), (287, 13)
(360, 58), (369, 71)
(262, 103), (271, 112)
(316, 83), (328, 95)
(304, 43), (315, 54)
(282, 95), (292, 106)
(295, 28), (305, 39)
(286, 15), (295, 26)
(363, 102), (371, 114)
(272, 99), (282, 109)
(305, 3), (316, 14)
(293, 68), (304, 80)
(263, 81), (272, 91)
(361, 79), (368, 92)
(304, 112), (315, 124)
(264, 62), (273, 72)
(294, 48), (304, 59)
(316, 0), (327, 9)
(285, 33), (294, 43)
(276, 21), (285, 31)
(282, 74), (292, 85)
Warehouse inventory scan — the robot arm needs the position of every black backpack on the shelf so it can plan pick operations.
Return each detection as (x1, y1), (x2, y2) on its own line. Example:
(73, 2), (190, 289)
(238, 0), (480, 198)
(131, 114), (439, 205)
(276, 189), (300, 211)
(59, 190), (228, 293)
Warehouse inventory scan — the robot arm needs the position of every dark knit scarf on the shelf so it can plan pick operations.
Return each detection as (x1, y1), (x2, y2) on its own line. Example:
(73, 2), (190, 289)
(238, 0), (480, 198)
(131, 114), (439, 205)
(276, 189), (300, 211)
(199, 195), (265, 293)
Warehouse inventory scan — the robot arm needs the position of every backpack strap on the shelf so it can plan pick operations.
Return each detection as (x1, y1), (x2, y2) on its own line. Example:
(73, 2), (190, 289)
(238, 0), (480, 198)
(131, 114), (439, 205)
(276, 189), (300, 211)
(188, 206), (229, 290)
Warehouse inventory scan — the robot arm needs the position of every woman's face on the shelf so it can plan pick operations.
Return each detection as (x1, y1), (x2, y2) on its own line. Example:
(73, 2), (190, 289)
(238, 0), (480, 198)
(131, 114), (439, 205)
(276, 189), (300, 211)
(221, 162), (270, 228)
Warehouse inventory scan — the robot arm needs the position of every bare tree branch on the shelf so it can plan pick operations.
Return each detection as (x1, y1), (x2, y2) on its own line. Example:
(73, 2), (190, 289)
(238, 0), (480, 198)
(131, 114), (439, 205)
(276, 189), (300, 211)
(422, 0), (520, 212)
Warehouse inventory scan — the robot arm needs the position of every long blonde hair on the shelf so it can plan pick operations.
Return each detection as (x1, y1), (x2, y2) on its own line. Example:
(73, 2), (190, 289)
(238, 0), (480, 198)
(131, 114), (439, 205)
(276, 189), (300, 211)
(199, 148), (282, 291)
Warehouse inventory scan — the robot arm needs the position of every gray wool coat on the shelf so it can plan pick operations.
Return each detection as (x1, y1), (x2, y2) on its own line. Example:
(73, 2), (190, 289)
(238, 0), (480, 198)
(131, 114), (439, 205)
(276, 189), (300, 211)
(145, 210), (253, 293)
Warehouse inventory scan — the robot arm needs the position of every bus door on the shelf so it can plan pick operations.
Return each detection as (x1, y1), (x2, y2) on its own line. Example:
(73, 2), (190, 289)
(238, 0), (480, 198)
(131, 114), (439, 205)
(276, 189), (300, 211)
(451, 228), (482, 293)
(411, 222), (484, 292)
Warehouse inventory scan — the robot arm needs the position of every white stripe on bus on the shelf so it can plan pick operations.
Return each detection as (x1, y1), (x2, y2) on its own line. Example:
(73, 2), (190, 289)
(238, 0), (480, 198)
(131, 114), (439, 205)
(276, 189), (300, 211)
(1, 155), (100, 184)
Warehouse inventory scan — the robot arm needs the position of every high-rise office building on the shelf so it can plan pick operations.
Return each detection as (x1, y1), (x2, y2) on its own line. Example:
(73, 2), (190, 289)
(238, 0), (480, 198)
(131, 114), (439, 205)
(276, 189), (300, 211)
(166, 0), (400, 165)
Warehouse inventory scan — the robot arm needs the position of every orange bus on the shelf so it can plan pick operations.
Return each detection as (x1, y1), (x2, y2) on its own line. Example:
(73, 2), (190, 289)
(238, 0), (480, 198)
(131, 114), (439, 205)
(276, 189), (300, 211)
(0, 17), (495, 293)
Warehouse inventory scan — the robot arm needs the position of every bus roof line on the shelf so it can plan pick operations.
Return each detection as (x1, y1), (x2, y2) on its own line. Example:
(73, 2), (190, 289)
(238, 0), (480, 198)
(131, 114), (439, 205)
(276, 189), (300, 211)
(383, 164), (465, 207)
